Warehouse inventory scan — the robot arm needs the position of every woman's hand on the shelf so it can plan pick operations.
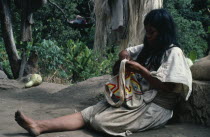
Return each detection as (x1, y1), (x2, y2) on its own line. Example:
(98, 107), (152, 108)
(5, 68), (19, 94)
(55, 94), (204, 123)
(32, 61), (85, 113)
(126, 61), (177, 92)
(125, 60), (143, 73)
(115, 59), (177, 92)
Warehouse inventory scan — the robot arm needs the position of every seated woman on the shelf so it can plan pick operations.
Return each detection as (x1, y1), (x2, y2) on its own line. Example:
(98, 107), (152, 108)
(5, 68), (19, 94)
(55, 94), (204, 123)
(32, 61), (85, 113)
(15, 9), (192, 136)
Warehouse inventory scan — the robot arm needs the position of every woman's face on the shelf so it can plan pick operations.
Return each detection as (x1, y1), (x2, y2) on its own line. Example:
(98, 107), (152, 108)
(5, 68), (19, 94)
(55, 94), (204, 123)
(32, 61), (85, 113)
(145, 25), (159, 46)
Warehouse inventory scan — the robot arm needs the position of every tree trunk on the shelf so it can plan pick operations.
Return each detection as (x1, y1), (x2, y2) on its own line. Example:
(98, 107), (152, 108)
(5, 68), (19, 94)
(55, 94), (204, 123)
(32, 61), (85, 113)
(24, 50), (39, 75)
(0, 0), (20, 79)
(93, 0), (110, 53)
(93, 0), (163, 51)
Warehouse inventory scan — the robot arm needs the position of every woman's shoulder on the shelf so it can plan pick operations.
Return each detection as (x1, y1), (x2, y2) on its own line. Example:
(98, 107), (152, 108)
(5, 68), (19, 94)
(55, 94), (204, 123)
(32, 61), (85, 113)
(166, 45), (184, 55)
(162, 44), (186, 63)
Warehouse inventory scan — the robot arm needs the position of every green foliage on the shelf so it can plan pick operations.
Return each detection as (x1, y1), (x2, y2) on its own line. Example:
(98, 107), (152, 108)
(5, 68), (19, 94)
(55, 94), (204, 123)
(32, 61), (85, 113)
(0, 0), (96, 81)
(188, 50), (197, 62)
(62, 40), (118, 82)
(63, 40), (93, 82)
(30, 40), (63, 74)
(208, 26), (210, 33)
(31, 39), (118, 83)
(0, 39), (12, 75)
(32, 0), (94, 47)
(9, 0), (94, 48)
(164, 0), (208, 59)
(80, 46), (119, 81)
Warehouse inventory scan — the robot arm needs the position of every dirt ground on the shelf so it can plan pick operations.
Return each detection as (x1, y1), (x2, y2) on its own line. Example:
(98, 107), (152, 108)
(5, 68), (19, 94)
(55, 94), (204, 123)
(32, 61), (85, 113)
(0, 75), (210, 137)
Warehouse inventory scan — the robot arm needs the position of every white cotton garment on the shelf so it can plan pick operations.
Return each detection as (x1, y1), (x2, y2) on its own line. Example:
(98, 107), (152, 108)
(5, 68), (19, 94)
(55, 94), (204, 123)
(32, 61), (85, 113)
(150, 47), (192, 101)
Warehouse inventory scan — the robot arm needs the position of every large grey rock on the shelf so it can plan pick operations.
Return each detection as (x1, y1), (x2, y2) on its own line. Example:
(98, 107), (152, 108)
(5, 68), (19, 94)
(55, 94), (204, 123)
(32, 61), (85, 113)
(172, 80), (210, 126)
(191, 55), (210, 81)
(0, 70), (8, 79)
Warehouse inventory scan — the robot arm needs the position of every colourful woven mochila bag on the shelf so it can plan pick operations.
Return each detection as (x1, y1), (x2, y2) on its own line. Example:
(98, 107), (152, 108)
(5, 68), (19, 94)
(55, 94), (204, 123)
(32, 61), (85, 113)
(104, 59), (144, 108)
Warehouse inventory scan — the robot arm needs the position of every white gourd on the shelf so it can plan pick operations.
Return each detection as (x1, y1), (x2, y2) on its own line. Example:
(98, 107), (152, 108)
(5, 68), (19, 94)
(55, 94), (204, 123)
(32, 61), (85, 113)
(25, 74), (42, 88)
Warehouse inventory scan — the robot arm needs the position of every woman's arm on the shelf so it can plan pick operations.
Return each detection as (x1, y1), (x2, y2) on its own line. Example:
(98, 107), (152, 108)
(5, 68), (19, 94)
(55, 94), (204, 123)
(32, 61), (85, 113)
(126, 60), (176, 92)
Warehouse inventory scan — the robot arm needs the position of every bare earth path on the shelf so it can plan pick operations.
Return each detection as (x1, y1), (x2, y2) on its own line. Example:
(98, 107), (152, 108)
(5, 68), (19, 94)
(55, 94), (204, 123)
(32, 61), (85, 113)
(0, 75), (210, 137)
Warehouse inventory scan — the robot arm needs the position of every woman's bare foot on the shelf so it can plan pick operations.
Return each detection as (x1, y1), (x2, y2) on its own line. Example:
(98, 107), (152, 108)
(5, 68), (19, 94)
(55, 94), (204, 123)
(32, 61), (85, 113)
(15, 110), (41, 136)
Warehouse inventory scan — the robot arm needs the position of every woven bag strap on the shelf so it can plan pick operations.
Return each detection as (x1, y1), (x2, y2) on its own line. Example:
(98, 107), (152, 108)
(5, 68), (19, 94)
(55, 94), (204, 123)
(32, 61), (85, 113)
(104, 59), (128, 107)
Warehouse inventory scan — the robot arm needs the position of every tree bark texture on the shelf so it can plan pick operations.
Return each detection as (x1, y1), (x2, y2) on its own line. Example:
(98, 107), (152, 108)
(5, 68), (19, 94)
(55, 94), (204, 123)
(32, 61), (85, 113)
(93, 0), (110, 53)
(0, 0), (20, 79)
(93, 0), (163, 51)
(24, 50), (38, 75)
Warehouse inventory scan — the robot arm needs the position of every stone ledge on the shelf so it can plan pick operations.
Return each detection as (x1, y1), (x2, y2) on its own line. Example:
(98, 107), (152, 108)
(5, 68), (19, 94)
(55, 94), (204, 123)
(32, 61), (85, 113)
(172, 80), (210, 126)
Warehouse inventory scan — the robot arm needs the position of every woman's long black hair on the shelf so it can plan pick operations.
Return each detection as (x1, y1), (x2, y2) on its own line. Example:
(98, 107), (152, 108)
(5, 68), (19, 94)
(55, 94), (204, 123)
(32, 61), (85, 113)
(136, 9), (179, 70)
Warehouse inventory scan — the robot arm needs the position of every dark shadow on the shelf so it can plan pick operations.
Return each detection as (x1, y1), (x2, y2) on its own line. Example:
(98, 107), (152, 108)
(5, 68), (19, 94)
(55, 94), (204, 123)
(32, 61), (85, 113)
(3, 133), (30, 137)
(68, 23), (93, 29)
(83, 127), (114, 137)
